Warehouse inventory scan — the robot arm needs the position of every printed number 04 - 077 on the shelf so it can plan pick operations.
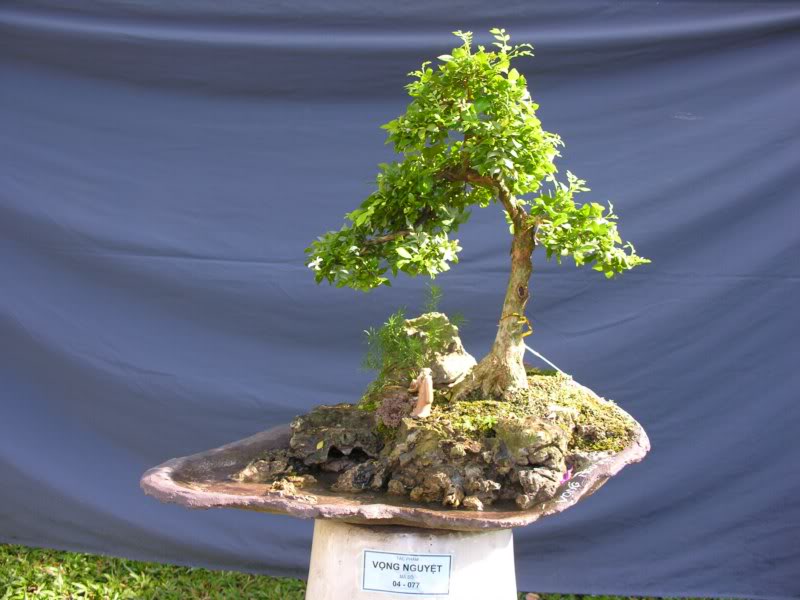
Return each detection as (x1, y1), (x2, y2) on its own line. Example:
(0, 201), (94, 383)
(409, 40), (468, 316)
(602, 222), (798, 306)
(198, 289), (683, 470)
(394, 581), (420, 589)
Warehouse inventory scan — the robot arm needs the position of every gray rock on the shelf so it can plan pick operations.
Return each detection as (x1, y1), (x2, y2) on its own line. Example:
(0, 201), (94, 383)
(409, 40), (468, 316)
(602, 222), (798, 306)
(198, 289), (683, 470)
(320, 458), (359, 473)
(387, 479), (408, 496)
(289, 404), (382, 466)
(233, 450), (292, 483)
(565, 449), (614, 475)
(515, 493), (537, 510)
(232, 448), (308, 483)
(271, 479), (298, 494)
(442, 481), (465, 508)
(268, 477), (318, 503)
(462, 496), (484, 511)
(408, 471), (451, 503)
(403, 313), (477, 387)
(332, 460), (387, 493)
(373, 413), (571, 510)
(233, 387), (593, 513)
(527, 446), (564, 471)
(515, 465), (563, 509)
(517, 468), (560, 501)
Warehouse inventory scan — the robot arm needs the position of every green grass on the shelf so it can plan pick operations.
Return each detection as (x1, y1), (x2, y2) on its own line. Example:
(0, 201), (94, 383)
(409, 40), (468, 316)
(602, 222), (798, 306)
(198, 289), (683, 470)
(0, 544), (722, 600)
(0, 545), (305, 600)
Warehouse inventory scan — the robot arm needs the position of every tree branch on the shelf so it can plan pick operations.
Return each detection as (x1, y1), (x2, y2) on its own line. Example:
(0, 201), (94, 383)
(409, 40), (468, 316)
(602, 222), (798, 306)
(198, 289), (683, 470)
(497, 180), (530, 231)
(438, 165), (531, 232)
(438, 166), (497, 189)
(362, 230), (411, 246)
(361, 208), (435, 247)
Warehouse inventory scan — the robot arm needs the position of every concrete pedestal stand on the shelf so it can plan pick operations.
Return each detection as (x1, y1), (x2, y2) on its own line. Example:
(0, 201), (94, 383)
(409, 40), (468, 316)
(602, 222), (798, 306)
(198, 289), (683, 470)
(141, 422), (649, 599)
(305, 520), (516, 600)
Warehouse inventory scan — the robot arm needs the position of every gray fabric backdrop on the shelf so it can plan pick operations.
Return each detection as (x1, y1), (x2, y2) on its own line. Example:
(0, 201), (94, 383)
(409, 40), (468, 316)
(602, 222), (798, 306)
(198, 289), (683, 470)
(1, 1), (798, 597)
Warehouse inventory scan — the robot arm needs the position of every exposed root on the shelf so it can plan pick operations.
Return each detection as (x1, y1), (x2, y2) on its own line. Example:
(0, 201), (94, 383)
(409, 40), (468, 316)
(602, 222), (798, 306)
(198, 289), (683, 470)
(450, 352), (528, 402)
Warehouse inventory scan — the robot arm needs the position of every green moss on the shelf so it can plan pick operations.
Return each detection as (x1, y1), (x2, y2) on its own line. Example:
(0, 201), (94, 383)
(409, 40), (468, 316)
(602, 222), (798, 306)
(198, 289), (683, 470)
(375, 420), (398, 443)
(517, 373), (637, 452)
(408, 373), (636, 453)
(362, 365), (635, 454)
(495, 417), (545, 455)
(524, 366), (560, 377)
(419, 400), (513, 439)
(413, 429), (445, 456)
(359, 391), (381, 412)
(569, 396), (636, 452)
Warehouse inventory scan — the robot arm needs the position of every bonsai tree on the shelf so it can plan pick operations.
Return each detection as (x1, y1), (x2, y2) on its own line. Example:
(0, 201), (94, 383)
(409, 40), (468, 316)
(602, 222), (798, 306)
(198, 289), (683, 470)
(306, 29), (648, 400)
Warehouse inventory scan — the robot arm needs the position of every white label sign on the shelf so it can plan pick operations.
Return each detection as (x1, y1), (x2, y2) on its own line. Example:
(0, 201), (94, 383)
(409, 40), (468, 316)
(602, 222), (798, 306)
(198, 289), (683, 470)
(362, 550), (452, 596)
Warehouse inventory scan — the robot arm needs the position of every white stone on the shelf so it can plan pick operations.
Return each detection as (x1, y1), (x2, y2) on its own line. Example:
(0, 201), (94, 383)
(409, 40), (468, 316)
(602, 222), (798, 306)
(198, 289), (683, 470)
(305, 519), (517, 600)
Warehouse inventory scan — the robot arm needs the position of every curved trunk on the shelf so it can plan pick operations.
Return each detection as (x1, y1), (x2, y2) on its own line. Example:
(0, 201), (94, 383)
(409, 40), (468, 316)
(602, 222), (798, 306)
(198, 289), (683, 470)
(452, 226), (535, 400)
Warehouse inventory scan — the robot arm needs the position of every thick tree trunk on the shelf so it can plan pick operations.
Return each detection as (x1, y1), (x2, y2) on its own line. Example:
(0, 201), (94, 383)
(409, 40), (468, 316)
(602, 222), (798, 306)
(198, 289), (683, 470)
(452, 226), (535, 400)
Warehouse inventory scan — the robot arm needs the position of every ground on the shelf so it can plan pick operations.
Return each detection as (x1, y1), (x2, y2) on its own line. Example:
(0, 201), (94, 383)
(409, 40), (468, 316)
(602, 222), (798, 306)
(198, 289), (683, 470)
(0, 544), (723, 600)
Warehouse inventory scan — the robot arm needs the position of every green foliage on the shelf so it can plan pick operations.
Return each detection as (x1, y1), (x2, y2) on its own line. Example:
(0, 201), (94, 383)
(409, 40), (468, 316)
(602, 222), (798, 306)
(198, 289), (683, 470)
(453, 411), (499, 436)
(306, 28), (648, 292)
(361, 308), (424, 377)
(0, 544), (305, 600)
(424, 283), (465, 329)
(532, 172), (650, 277)
(361, 292), (461, 405)
(424, 283), (444, 313)
(362, 311), (453, 380)
(362, 286), (453, 379)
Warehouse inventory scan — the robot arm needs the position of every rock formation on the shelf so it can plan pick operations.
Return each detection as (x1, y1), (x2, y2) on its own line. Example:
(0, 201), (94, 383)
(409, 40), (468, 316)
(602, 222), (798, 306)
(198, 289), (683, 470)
(402, 313), (476, 388)
(231, 314), (637, 512)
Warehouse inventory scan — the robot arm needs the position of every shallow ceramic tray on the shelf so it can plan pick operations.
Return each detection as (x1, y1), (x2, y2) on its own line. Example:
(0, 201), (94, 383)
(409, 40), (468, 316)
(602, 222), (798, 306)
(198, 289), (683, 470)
(141, 410), (649, 531)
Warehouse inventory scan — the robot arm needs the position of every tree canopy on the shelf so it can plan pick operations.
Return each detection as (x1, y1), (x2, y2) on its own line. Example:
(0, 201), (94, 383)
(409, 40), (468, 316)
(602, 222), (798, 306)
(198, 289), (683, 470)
(306, 29), (648, 292)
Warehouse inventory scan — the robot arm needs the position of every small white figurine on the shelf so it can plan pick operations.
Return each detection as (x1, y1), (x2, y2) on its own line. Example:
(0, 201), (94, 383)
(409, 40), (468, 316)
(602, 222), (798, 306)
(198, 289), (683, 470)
(409, 367), (434, 419)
